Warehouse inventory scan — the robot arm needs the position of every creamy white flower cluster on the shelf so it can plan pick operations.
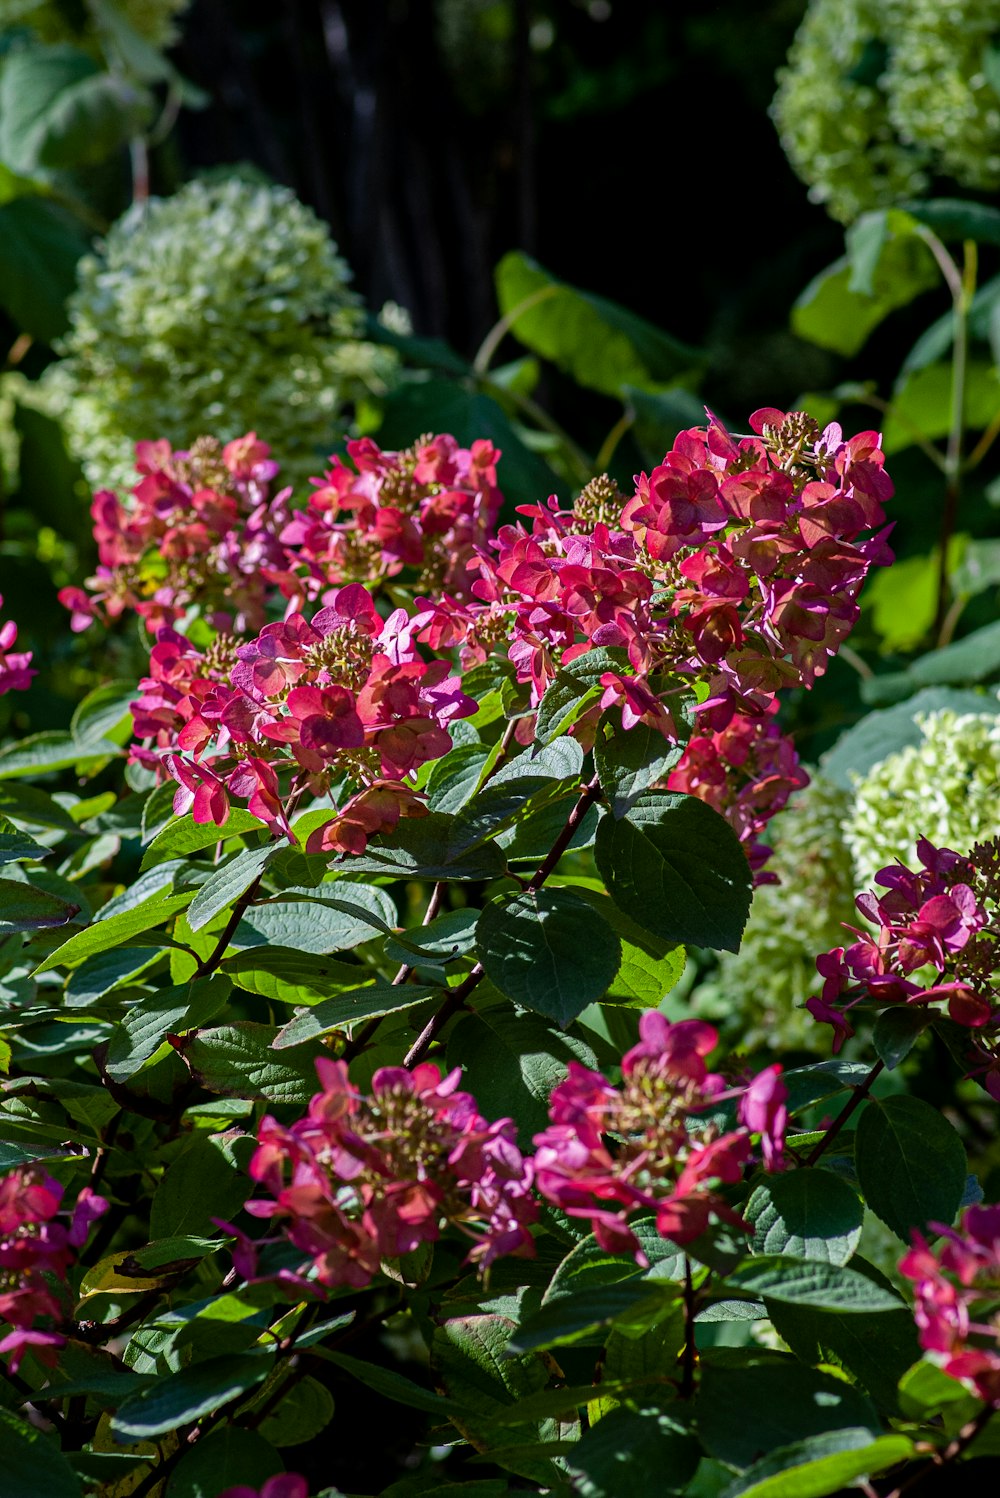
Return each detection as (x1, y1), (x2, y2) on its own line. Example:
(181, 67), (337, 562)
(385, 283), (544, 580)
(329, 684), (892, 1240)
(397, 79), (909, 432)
(50, 178), (399, 489)
(773, 0), (1000, 223)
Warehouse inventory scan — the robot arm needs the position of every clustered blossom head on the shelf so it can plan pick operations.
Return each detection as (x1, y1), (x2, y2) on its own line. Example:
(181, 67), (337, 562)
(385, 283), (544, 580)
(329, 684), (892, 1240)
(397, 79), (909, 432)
(901, 1204), (1000, 1405)
(414, 407), (890, 871)
(0, 1167), (107, 1373)
(59, 433), (291, 636)
(228, 1058), (537, 1291)
(130, 583), (476, 855)
(667, 707), (810, 880)
(281, 432), (503, 604)
(531, 1012), (787, 1264)
(807, 836), (999, 1056)
(0, 595), (35, 697)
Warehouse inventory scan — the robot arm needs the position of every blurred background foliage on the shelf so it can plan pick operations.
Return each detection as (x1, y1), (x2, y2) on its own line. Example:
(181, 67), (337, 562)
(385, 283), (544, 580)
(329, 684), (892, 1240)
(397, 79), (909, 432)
(6, 0), (1000, 1088)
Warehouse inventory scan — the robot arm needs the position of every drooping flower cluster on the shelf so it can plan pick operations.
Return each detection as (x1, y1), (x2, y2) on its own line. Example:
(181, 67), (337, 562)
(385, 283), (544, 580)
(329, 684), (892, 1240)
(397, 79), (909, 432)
(667, 708), (811, 879)
(0, 1168), (107, 1373)
(232, 1058), (537, 1291)
(532, 1012), (787, 1264)
(901, 1204), (1000, 1405)
(807, 836), (998, 1053)
(59, 433), (290, 636)
(131, 584), (476, 854)
(0, 594), (34, 696)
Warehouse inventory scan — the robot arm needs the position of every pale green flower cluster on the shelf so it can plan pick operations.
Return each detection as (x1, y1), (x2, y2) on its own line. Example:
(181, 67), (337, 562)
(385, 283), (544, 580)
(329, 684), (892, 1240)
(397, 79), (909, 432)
(772, 0), (1000, 223)
(0, 0), (190, 49)
(885, 0), (1000, 190)
(846, 708), (1000, 887)
(692, 774), (858, 1052)
(49, 178), (398, 490)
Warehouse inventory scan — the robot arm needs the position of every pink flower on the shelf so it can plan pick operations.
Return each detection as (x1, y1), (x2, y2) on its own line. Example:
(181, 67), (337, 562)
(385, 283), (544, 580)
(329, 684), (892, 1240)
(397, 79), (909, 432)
(220, 1477), (309, 1498)
(900, 1206), (1000, 1404)
(0, 597), (35, 696)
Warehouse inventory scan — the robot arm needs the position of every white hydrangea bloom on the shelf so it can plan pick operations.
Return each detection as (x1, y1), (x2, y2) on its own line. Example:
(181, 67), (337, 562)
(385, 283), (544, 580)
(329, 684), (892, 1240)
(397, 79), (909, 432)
(49, 178), (398, 489)
(846, 708), (1000, 887)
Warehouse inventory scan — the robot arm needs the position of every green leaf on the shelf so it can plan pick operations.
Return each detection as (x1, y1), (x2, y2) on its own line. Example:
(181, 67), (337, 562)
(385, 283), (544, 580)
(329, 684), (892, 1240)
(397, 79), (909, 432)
(446, 1008), (598, 1148)
(897, 1359), (977, 1421)
(697, 1363), (878, 1470)
(141, 809), (267, 869)
(0, 728), (121, 780)
(334, 813), (508, 880)
(882, 361), (1000, 455)
(104, 976), (230, 1082)
(535, 648), (629, 744)
(907, 618), (1000, 688)
(594, 713), (686, 819)
(236, 884), (397, 953)
(543, 1219), (684, 1305)
(952, 537), (1000, 599)
(187, 844), (275, 933)
(223, 947), (368, 1005)
(820, 687), (1000, 790)
(745, 1171), (864, 1266)
(426, 744), (491, 814)
(719, 1431), (912, 1498)
(903, 197), (1000, 246)
(272, 983), (439, 1048)
(564, 883), (686, 1005)
(0, 197), (89, 343)
(0, 877), (78, 934)
(0, 817), (49, 864)
(111, 1353), (270, 1441)
(509, 1282), (679, 1353)
(872, 1008), (936, 1070)
(65, 946), (164, 1006)
(594, 792), (751, 953)
(865, 542), (966, 653)
(449, 737), (584, 851)
(0, 45), (95, 172)
(767, 1294), (921, 1413)
(855, 1095), (966, 1242)
(476, 888), (621, 1024)
(568, 1407), (700, 1498)
(150, 1131), (254, 1240)
(0, 1406), (82, 1498)
(0, 782), (79, 832)
(185, 1021), (328, 1101)
(165, 1427), (283, 1498)
(324, 1349), (461, 1416)
(793, 225), (938, 357)
(88, 0), (208, 104)
(32, 890), (192, 974)
(726, 1256), (902, 1312)
(495, 251), (702, 397)
(257, 1374), (335, 1447)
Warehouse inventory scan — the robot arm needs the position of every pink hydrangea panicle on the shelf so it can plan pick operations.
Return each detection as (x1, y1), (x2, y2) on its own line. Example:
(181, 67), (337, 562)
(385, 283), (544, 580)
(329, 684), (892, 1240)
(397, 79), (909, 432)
(237, 1059), (537, 1292)
(808, 839), (997, 1054)
(0, 1168), (108, 1374)
(737, 1064), (788, 1171)
(900, 1205), (1000, 1404)
(533, 1010), (782, 1264)
(0, 596), (35, 696)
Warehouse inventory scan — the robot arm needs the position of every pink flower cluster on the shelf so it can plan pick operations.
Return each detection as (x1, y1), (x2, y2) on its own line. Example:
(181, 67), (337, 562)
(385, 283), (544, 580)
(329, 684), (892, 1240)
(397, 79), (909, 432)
(59, 433), (289, 635)
(0, 595), (34, 697)
(0, 1167), (107, 1373)
(532, 1012), (787, 1264)
(807, 837), (994, 1053)
(280, 432), (503, 603)
(901, 1204), (1000, 1405)
(413, 408), (890, 871)
(667, 706), (810, 880)
(229, 1058), (537, 1291)
(130, 583), (476, 854)
(61, 431), (502, 639)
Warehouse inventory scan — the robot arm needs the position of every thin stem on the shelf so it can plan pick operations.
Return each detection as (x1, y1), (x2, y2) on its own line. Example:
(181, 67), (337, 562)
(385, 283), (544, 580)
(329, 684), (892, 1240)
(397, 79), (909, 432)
(838, 644), (873, 681)
(937, 593), (968, 649)
(679, 1256), (697, 1399)
(594, 412), (634, 473)
(194, 873), (266, 978)
(965, 402), (1000, 471)
(404, 775), (604, 1067)
(934, 238), (976, 638)
(472, 285), (557, 376)
(805, 1059), (884, 1166)
(129, 136), (150, 205)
